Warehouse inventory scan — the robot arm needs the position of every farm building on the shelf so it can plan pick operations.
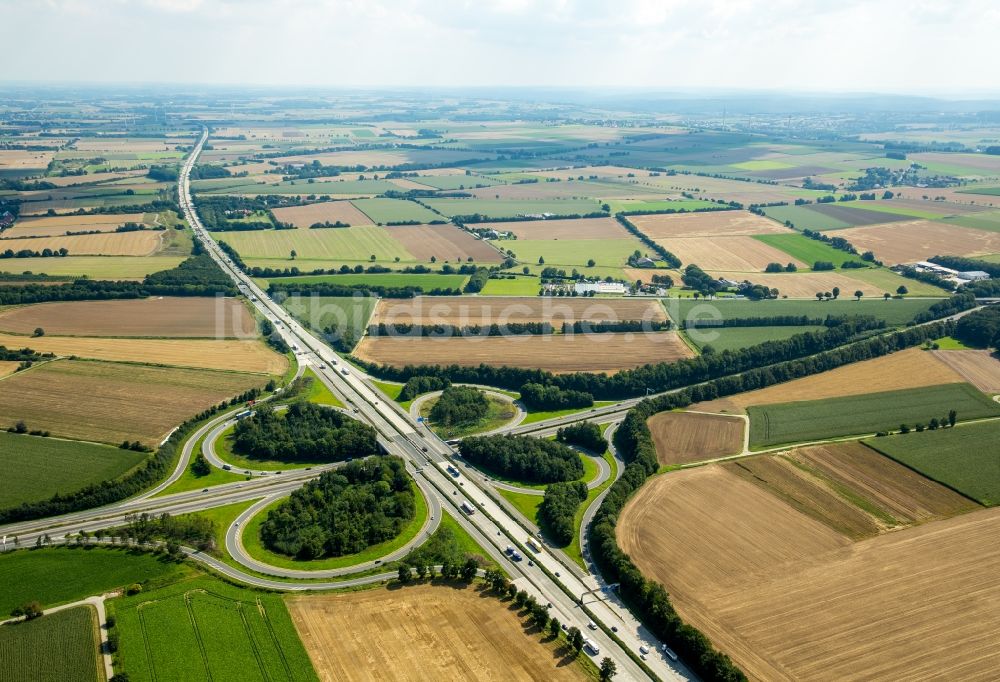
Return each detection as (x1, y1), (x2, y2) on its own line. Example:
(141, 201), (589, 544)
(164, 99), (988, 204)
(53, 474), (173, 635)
(957, 270), (990, 281)
(575, 281), (627, 295)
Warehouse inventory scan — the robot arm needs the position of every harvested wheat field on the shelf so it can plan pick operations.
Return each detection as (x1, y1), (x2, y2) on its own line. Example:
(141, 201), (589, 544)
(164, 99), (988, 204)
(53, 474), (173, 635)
(696, 347), (963, 413)
(387, 224), (504, 263)
(2, 213), (147, 238)
(648, 411), (745, 465)
(270, 201), (373, 228)
(2, 231), (162, 256)
(0, 149), (54, 170)
(834, 219), (1000, 264)
(931, 349), (1000, 393)
(287, 585), (586, 682)
(0, 333), (286, 374)
(667, 236), (805, 272)
(618, 462), (999, 681)
(0, 361), (20, 378)
(629, 211), (788, 238)
(371, 296), (667, 326)
(483, 217), (629, 240)
(355, 332), (692, 373)
(706, 270), (885, 299)
(0, 359), (266, 445)
(0, 297), (257, 338)
(725, 444), (977, 539)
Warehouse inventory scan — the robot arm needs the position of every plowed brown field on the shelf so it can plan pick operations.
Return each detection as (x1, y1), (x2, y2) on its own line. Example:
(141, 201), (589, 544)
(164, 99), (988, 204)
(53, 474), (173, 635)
(931, 349), (1000, 393)
(648, 411), (745, 465)
(0, 333), (286, 374)
(835, 219), (1000, 264)
(0, 359), (266, 445)
(287, 585), (586, 682)
(271, 201), (373, 228)
(0, 297), (257, 338)
(630, 211), (788, 238)
(355, 331), (692, 373)
(618, 453), (998, 681)
(386, 224), (504, 262)
(696, 347), (963, 413)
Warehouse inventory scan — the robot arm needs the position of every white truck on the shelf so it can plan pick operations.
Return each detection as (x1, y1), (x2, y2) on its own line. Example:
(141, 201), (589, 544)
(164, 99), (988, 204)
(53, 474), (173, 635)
(526, 537), (542, 553)
(583, 639), (600, 656)
(460, 501), (475, 515)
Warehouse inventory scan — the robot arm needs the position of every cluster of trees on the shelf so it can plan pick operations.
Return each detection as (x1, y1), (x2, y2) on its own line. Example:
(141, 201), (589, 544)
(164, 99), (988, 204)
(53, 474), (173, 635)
(144, 250), (236, 291)
(195, 196), (287, 231)
(954, 305), (1000, 349)
(765, 262), (798, 273)
(616, 215), (682, 268)
(454, 210), (609, 224)
(371, 322), (552, 337)
(429, 386), (489, 427)
(309, 220), (350, 228)
(122, 511), (216, 552)
(893, 265), (955, 291)
(538, 481), (588, 546)
(519, 382), (594, 410)
(232, 402), (378, 462)
(0, 386), (264, 523)
(967, 278), (1000, 297)
(398, 375), (450, 401)
(260, 318), (290, 354)
(681, 264), (724, 295)
(268, 281), (461, 300)
(147, 166), (179, 182)
(458, 435), (584, 484)
(0, 345), (48, 362)
(189, 164), (231, 180)
(893, 410), (958, 435)
(260, 456), (415, 560)
(737, 281), (779, 300)
(561, 319), (673, 334)
(556, 421), (607, 452)
(682, 315), (836, 330)
(464, 267), (490, 293)
(1, 246), (69, 259)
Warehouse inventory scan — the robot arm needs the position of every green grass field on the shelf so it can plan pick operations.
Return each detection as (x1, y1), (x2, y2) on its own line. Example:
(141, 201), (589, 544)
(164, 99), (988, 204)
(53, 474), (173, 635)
(0, 433), (148, 509)
(423, 198), (603, 219)
(0, 606), (101, 682)
(939, 211), (1000, 233)
(753, 233), (868, 268)
(112, 574), (318, 682)
(864, 421), (1000, 506)
(506, 237), (646, 268)
(847, 267), (952, 297)
(280, 294), (376, 351)
(481, 276), (542, 296)
(0, 547), (188, 615)
(301, 368), (344, 407)
(351, 198), (442, 223)
(664, 297), (938, 327)
(956, 186), (1000, 196)
(761, 205), (854, 231)
(748, 383), (1000, 448)
(0, 256), (185, 280)
(268, 272), (468, 290)
(497, 488), (543, 522)
(688, 325), (825, 352)
(220, 226), (412, 263)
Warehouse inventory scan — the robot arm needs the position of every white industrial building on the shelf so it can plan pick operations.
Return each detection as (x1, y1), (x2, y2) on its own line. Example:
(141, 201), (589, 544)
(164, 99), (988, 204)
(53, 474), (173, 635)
(574, 281), (627, 295)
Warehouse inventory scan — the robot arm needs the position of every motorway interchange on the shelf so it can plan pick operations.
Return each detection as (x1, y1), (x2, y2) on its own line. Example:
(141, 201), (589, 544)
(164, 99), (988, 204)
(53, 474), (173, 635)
(0, 130), (690, 682)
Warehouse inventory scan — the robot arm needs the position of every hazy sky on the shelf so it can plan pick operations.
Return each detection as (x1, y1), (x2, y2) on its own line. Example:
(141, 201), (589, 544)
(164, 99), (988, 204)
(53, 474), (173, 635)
(3, 0), (997, 94)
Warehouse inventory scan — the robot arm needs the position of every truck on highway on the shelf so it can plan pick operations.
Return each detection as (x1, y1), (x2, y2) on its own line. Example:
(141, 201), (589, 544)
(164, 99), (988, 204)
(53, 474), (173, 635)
(583, 639), (600, 656)
(662, 645), (678, 661)
(235, 410), (253, 420)
(460, 501), (475, 515)
(340, 367), (349, 375)
(526, 537), (541, 552)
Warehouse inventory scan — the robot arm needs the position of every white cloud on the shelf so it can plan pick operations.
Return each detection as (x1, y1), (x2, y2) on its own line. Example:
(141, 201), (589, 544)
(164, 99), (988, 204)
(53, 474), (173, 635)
(0, 0), (996, 94)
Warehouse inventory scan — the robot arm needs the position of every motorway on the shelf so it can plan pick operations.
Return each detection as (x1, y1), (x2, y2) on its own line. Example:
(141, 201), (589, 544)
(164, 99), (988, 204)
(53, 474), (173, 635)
(184, 130), (685, 680)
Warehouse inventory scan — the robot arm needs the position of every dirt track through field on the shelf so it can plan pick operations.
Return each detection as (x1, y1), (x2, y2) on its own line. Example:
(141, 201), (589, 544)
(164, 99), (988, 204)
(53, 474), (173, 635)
(0, 297), (257, 338)
(694, 348), (965, 413)
(648, 412), (744, 465)
(355, 331), (691, 373)
(618, 461), (1000, 681)
(287, 585), (586, 682)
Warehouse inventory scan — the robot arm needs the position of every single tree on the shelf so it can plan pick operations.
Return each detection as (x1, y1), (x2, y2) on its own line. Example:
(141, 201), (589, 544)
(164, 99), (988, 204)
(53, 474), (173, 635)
(896, 285), (908, 296)
(538, 256), (545, 265)
(854, 290), (864, 301)
(587, 258), (596, 267)
(32, 327), (44, 337)
(816, 292), (823, 301)
(948, 410), (957, 427)
(289, 249), (297, 260)
(549, 618), (561, 637)
(570, 627), (584, 653)
(832, 287), (840, 300)
(397, 565), (410, 583)
(884, 293), (891, 301)
(600, 657), (618, 681)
